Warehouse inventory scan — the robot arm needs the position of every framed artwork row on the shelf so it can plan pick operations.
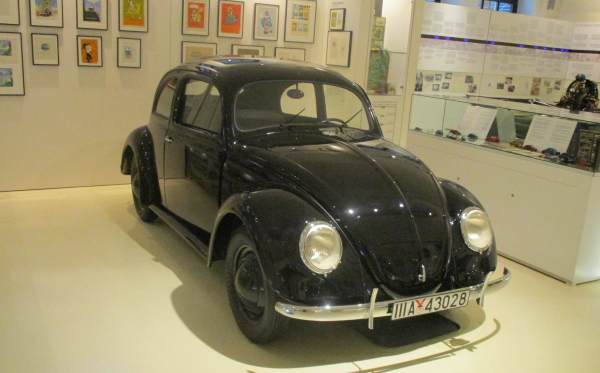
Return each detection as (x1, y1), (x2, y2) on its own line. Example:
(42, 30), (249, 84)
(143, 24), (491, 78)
(0, 32), (25, 96)
(180, 42), (306, 63)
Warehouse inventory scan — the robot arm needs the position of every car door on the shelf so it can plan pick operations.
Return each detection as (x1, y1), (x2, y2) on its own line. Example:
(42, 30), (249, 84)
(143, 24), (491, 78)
(148, 71), (180, 198)
(163, 76), (224, 232)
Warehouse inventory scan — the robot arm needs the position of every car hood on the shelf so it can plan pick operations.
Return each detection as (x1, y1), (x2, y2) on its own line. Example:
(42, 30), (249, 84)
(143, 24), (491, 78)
(235, 131), (451, 296)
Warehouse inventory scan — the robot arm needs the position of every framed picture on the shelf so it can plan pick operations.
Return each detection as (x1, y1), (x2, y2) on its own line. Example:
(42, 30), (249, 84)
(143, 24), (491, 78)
(275, 47), (305, 61)
(326, 31), (352, 67)
(77, 35), (102, 67)
(0, 0), (20, 25)
(218, 0), (244, 38)
(181, 41), (217, 63)
(119, 0), (148, 32)
(31, 33), (59, 65)
(29, 0), (63, 28)
(284, 0), (316, 44)
(182, 0), (209, 36)
(232, 44), (265, 56)
(0, 32), (25, 96)
(77, 0), (108, 30)
(254, 3), (278, 41)
(117, 37), (141, 68)
(329, 8), (345, 31)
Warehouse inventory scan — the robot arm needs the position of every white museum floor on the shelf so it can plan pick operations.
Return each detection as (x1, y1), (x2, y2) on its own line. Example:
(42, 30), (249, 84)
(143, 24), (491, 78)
(1, 185), (599, 373)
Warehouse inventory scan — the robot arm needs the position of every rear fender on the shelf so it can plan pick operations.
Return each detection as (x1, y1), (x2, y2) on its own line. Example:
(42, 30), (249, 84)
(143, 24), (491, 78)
(121, 126), (162, 205)
(208, 188), (367, 306)
(439, 179), (498, 288)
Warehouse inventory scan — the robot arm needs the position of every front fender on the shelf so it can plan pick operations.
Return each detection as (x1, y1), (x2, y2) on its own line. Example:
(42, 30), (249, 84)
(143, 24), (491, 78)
(209, 188), (368, 307)
(439, 179), (498, 289)
(121, 126), (162, 205)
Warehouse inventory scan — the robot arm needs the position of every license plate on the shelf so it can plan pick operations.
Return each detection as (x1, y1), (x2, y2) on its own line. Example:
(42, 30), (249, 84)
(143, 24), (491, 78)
(391, 290), (470, 320)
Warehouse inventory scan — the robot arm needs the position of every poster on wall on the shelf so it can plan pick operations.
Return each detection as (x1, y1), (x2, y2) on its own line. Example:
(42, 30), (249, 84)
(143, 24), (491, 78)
(326, 31), (352, 67)
(0, 32), (25, 96)
(181, 41), (217, 63)
(29, 0), (63, 28)
(77, 35), (103, 67)
(31, 33), (59, 65)
(77, 0), (108, 30)
(182, 0), (209, 36)
(275, 47), (305, 61)
(253, 3), (279, 41)
(218, 0), (244, 38)
(0, 0), (20, 25)
(232, 44), (265, 56)
(284, 0), (316, 44)
(117, 37), (141, 68)
(329, 8), (345, 31)
(119, 0), (148, 32)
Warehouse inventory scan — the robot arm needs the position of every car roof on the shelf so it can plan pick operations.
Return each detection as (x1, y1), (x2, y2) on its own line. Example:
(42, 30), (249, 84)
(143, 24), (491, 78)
(175, 56), (356, 93)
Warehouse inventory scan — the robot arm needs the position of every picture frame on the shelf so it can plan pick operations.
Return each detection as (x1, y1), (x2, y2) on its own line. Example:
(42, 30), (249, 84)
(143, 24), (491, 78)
(0, 0), (20, 25)
(329, 8), (345, 31)
(29, 0), (63, 28)
(0, 32), (25, 96)
(253, 3), (279, 41)
(284, 0), (317, 44)
(77, 35), (103, 67)
(31, 33), (59, 66)
(232, 44), (265, 56)
(119, 0), (148, 33)
(77, 0), (108, 30)
(181, 41), (217, 63)
(275, 47), (305, 61)
(117, 37), (141, 68)
(218, 0), (244, 38)
(326, 31), (352, 67)
(182, 0), (209, 36)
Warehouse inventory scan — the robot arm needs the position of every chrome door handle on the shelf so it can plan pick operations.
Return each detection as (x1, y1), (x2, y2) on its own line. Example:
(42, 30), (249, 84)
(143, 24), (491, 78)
(165, 136), (173, 143)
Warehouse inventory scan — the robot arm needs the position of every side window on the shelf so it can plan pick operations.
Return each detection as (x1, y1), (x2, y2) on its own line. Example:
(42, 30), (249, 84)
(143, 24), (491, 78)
(179, 80), (222, 133)
(153, 74), (179, 118)
(324, 85), (370, 130)
(280, 83), (317, 119)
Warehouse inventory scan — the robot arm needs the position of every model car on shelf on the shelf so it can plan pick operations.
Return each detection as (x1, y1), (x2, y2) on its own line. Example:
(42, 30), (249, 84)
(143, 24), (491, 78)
(120, 56), (511, 344)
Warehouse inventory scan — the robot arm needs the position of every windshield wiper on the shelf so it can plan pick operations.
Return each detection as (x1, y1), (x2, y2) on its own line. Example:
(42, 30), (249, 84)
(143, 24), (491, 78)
(280, 108), (305, 128)
(345, 109), (363, 124)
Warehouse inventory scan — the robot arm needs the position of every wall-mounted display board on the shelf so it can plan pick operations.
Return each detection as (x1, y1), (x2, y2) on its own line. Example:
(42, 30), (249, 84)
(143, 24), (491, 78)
(182, 0), (210, 36)
(418, 38), (487, 74)
(77, 0), (108, 30)
(284, 0), (316, 44)
(0, 32), (24, 96)
(571, 23), (600, 51)
(119, 0), (148, 32)
(421, 1), (489, 40)
(483, 45), (569, 79)
(29, 0), (63, 28)
(488, 11), (574, 50)
(0, 0), (20, 25)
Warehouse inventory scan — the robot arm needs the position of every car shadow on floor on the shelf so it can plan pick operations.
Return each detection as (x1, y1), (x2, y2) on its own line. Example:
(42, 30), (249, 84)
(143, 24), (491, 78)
(109, 200), (500, 370)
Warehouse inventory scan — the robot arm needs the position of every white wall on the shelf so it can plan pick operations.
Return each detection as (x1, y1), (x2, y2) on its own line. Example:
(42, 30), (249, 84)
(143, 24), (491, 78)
(0, 0), (372, 192)
(382, 0), (412, 53)
(558, 0), (600, 22)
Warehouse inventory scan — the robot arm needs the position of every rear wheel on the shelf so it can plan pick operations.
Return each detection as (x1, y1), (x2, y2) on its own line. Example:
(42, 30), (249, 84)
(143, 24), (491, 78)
(225, 227), (288, 344)
(130, 155), (158, 222)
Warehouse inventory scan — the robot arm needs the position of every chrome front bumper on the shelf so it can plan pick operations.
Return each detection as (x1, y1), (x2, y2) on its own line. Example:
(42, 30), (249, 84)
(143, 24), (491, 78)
(275, 267), (511, 328)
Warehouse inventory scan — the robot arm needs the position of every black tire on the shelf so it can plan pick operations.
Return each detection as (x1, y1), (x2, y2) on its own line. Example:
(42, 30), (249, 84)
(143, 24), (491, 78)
(130, 155), (158, 222)
(225, 227), (288, 344)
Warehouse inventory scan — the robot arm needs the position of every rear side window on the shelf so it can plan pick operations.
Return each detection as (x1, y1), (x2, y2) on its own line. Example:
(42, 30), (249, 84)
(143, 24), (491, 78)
(178, 79), (222, 133)
(153, 73), (179, 118)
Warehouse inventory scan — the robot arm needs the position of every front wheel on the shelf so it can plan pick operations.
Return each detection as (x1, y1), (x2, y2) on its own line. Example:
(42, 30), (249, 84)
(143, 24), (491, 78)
(225, 227), (288, 344)
(130, 155), (158, 222)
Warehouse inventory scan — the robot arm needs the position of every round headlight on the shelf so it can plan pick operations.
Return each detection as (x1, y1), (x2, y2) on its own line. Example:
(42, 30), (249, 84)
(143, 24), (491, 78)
(460, 207), (493, 252)
(299, 221), (343, 274)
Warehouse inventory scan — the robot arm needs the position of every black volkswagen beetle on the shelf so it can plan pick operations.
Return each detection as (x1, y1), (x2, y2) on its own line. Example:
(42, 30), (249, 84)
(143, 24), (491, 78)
(121, 57), (510, 344)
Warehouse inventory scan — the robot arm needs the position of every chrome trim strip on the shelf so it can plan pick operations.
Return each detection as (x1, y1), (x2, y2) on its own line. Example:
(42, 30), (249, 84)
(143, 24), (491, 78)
(274, 267), (511, 322)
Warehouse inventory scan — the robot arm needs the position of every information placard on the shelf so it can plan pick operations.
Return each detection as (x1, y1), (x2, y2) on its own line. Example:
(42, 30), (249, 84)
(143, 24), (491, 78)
(455, 105), (498, 139)
(523, 115), (577, 153)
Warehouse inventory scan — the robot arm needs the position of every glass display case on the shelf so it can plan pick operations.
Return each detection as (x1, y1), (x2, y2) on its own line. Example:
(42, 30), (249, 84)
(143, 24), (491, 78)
(409, 93), (600, 173)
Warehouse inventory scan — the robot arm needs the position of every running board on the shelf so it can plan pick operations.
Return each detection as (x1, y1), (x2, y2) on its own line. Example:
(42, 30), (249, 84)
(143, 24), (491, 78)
(149, 204), (209, 259)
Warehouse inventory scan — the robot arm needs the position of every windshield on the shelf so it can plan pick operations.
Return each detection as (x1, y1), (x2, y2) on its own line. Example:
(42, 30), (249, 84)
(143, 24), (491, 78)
(234, 81), (373, 132)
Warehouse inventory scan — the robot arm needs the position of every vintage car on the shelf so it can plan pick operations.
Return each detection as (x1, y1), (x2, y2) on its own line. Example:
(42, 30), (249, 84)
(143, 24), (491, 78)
(121, 57), (510, 344)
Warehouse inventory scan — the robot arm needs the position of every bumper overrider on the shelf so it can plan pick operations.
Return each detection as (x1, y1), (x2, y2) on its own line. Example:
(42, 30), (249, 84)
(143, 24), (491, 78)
(275, 267), (511, 329)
